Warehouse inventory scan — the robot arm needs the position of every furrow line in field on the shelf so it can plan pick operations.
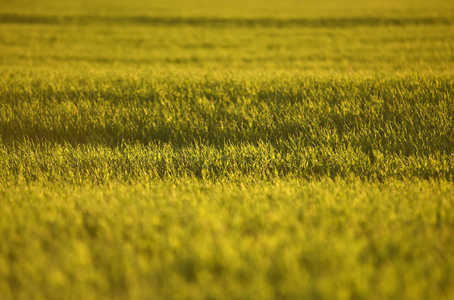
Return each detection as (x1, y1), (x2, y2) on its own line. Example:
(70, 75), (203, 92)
(0, 14), (452, 27)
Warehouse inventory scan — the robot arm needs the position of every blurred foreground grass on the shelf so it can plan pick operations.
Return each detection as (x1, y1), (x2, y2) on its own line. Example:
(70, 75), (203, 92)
(1, 180), (454, 300)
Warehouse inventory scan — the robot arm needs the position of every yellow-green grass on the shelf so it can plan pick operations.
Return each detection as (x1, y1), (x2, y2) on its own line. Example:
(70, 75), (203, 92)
(1, 180), (454, 300)
(1, 73), (453, 183)
(1, 0), (454, 299)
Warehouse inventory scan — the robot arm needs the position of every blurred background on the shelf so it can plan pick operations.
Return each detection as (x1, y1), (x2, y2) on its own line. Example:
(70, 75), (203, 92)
(1, 0), (453, 74)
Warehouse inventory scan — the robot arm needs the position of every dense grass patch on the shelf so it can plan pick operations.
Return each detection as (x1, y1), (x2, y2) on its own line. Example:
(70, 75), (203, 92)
(1, 0), (454, 299)
(1, 180), (454, 300)
(1, 74), (453, 183)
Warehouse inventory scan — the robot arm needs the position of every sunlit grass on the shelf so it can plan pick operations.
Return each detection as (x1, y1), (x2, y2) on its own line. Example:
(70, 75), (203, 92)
(1, 0), (454, 299)
(1, 180), (454, 300)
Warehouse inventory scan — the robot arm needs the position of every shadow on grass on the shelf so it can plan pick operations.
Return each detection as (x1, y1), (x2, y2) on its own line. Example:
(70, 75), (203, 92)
(0, 14), (452, 27)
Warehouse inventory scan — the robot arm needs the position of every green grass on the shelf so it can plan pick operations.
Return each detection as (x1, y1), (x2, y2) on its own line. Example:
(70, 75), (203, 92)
(1, 74), (453, 183)
(1, 0), (454, 299)
(1, 20), (453, 72)
(1, 180), (454, 300)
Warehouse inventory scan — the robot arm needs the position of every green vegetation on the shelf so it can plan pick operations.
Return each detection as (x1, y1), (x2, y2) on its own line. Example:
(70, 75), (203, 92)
(0, 0), (453, 299)
(1, 74), (453, 184)
(1, 181), (454, 300)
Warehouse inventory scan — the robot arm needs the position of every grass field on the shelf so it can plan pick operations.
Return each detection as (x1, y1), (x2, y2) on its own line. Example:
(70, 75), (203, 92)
(1, 0), (454, 299)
